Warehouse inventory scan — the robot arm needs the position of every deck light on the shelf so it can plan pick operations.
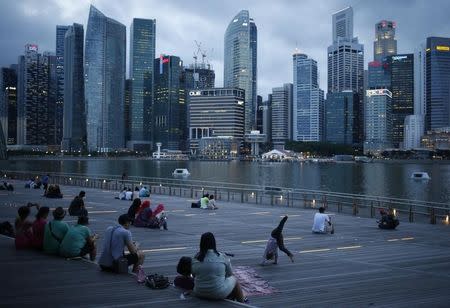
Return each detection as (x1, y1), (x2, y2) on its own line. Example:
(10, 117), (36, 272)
(86, 178), (89, 182)
(251, 192), (255, 198)
(140, 182), (142, 186)
(103, 180), (106, 183)
(312, 199), (316, 206)
(393, 209), (396, 216)
(280, 195), (283, 201)
(446, 215), (449, 224)
(69, 177), (72, 181)
(159, 184), (162, 187)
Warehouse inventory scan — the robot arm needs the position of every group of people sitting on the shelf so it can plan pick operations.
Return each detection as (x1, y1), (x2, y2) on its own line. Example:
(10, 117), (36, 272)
(126, 198), (168, 230)
(116, 186), (150, 201)
(14, 203), (97, 261)
(0, 181), (14, 191)
(192, 194), (218, 210)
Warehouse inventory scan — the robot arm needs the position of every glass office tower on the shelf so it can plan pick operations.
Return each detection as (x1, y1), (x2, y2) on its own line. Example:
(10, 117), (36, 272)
(224, 10), (257, 134)
(129, 18), (155, 151)
(85, 5), (126, 152)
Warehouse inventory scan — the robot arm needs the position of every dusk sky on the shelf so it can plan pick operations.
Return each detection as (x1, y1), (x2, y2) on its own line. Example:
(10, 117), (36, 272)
(1, 0), (449, 97)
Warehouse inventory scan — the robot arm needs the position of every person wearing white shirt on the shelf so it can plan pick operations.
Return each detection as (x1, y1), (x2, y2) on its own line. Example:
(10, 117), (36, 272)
(312, 207), (334, 234)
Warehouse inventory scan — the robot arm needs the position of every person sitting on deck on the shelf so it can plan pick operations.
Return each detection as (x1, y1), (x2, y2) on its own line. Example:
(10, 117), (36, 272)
(14, 203), (39, 249)
(260, 215), (294, 265)
(200, 194), (210, 209)
(60, 216), (97, 261)
(127, 198), (141, 225)
(24, 178), (35, 189)
(134, 201), (168, 230)
(139, 186), (150, 198)
(377, 209), (399, 230)
(31, 206), (50, 250)
(312, 207), (334, 234)
(98, 214), (145, 273)
(191, 232), (246, 303)
(2, 181), (14, 191)
(132, 186), (140, 200)
(43, 207), (69, 254)
(116, 187), (127, 200)
(69, 191), (88, 216)
(125, 188), (133, 201)
(174, 256), (194, 291)
(42, 174), (50, 191)
(207, 195), (218, 210)
(44, 184), (63, 198)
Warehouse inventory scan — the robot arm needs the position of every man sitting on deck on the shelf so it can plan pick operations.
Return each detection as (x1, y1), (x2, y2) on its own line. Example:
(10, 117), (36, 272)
(69, 191), (88, 216)
(98, 214), (145, 273)
(312, 207), (334, 234)
(60, 216), (97, 261)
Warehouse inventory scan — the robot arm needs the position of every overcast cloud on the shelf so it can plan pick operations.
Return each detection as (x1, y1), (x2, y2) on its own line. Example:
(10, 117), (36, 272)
(1, 0), (449, 97)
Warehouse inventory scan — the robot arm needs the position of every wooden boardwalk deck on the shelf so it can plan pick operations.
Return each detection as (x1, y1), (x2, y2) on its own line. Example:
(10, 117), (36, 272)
(1, 182), (450, 307)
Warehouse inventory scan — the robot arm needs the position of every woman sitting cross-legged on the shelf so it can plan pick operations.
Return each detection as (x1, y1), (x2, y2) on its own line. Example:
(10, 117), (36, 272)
(191, 232), (246, 303)
(133, 201), (168, 230)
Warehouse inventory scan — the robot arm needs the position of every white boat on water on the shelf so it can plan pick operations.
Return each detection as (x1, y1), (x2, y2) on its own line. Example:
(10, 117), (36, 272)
(172, 168), (190, 177)
(411, 172), (430, 180)
(354, 156), (373, 163)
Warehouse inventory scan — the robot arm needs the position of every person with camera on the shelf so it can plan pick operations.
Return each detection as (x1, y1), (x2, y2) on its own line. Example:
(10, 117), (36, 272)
(312, 207), (335, 234)
(98, 214), (145, 273)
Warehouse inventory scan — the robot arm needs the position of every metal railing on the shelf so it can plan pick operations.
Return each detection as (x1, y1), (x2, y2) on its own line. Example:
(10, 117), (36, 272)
(4, 170), (450, 226)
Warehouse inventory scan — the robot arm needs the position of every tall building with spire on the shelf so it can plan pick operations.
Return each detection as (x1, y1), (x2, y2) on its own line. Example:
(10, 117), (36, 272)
(374, 20), (397, 62)
(224, 10), (257, 134)
(85, 5), (126, 152)
(128, 18), (156, 151)
(327, 7), (364, 146)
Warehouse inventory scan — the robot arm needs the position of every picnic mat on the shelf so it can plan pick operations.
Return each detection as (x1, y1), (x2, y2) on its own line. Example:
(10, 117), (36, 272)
(233, 266), (278, 296)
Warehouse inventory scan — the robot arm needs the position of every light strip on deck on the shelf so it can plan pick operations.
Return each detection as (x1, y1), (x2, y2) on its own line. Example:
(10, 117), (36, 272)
(241, 237), (303, 244)
(184, 214), (197, 217)
(336, 245), (362, 250)
(169, 210), (186, 212)
(280, 215), (300, 217)
(141, 247), (188, 253)
(387, 239), (400, 242)
(299, 248), (331, 253)
(250, 211), (271, 215)
(401, 237), (414, 241)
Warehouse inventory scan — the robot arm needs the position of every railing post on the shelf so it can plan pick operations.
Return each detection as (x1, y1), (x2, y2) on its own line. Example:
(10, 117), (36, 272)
(241, 191), (244, 203)
(430, 207), (436, 224)
(227, 191), (230, 202)
(409, 205), (414, 222)
(352, 200), (358, 216)
(338, 202), (342, 213)
(190, 187), (194, 199)
(303, 194), (307, 208)
(370, 202), (374, 218)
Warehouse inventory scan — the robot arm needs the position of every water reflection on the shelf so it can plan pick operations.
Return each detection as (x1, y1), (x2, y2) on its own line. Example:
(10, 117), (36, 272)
(1, 159), (449, 204)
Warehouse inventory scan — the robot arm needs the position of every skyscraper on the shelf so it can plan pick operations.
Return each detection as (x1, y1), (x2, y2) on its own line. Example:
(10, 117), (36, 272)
(224, 10), (257, 134)
(43, 52), (57, 145)
(184, 65), (215, 90)
(389, 54), (414, 148)
(364, 89), (393, 153)
(0, 67), (17, 145)
(326, 91), (358, 145)
(328, 7), (364, 146)
(153, 55), (186, 150)
(188, 88), (245, 153)
(124, 79), (131, 145)
(17, 44), (50, 146)
(425, 37), (450, 131)
(293, 52), (324, 142)
(62, 23), (85, 152)
(56, 25), (69, 146)
(128, 18), (155, 151)
(271, 83), (293, 149)
(85, 5), (126, 152)
(374, 20), (397, 62)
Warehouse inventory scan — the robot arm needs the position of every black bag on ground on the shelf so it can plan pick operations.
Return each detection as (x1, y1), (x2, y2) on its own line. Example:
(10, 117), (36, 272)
(145, 273), (170, 289)
(113, 257), (129, 274)
(191, 202), (200, 208)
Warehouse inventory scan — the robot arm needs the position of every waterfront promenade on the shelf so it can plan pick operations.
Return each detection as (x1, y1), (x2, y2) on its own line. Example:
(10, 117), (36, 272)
(1, 181), (450, 307)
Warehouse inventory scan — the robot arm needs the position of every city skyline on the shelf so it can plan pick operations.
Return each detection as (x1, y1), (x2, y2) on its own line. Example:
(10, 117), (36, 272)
(1, 0), (449, 98)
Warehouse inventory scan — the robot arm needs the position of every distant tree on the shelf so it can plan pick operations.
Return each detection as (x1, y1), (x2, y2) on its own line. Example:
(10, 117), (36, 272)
(284, 141), (356, 156)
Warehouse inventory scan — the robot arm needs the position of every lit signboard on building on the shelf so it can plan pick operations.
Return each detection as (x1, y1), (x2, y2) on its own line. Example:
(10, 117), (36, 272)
(366, 89), (392, 98)
(189, 91), (201, 96)
(436, 45), (450, 51)
(392, 55), (407, 61)
(27, 44), (38, 52)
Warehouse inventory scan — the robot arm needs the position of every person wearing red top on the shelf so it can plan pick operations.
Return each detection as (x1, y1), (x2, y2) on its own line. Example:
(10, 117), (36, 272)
(15, 203), (39, 249)
(31, 206), (50, 249)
